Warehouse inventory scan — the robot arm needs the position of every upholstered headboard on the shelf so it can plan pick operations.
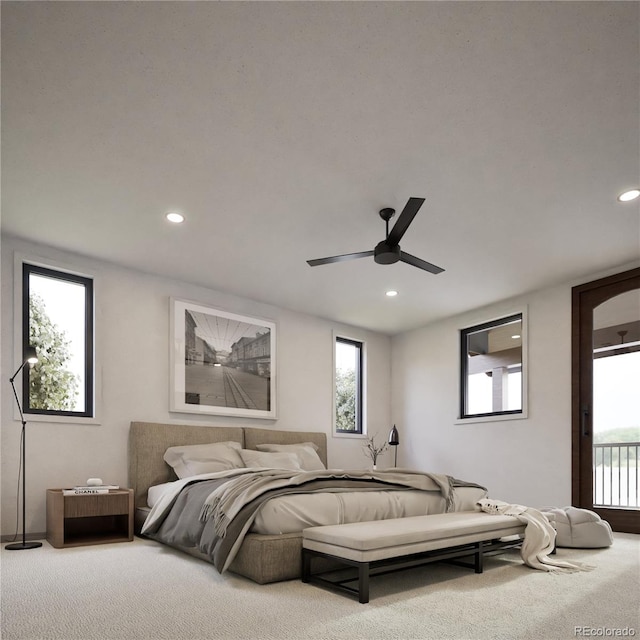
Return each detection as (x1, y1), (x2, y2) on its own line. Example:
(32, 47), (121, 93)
(128, 421), (328, 510)
(128, 422), (244, 510)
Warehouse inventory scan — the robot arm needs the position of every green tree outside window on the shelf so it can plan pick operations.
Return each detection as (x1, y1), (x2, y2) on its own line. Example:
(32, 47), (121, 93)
(28, 292), (80, 411)
(336, 368), (356, 431)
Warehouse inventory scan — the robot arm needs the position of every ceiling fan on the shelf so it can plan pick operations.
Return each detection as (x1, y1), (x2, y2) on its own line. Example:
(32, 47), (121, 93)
(307, 197), (445, 274)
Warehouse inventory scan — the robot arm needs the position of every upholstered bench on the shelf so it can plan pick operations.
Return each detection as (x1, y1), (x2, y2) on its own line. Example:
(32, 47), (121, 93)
(302, 511), (527, 603)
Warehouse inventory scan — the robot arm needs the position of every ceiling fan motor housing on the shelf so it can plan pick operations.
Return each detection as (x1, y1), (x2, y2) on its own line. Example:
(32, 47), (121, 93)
(374, 240), (401, 264)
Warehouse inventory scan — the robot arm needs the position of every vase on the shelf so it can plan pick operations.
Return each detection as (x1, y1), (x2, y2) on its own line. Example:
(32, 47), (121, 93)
(372, 464), (377, 470)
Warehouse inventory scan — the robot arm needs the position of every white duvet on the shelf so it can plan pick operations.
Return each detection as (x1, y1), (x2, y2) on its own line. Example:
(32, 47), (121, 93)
(252, 487), (486, 534)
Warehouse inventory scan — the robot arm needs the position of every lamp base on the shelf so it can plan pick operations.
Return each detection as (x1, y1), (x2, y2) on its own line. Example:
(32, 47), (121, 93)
(5, 541), (43, 550)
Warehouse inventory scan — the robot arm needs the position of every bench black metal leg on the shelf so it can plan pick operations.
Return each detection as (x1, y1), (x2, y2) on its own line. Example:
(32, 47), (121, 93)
(301, 549), (310, 583)
(474, 542), (484, 573)
(358, 562), (370, 604)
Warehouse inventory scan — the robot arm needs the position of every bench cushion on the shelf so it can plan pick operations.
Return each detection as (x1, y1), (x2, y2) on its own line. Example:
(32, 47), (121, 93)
(303, 512), (526, 563)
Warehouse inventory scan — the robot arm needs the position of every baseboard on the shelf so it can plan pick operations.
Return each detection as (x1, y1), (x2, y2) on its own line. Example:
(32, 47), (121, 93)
(1, 532), (46, 544)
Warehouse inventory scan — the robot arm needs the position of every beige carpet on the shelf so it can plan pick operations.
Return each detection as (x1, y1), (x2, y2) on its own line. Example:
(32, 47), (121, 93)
(1, 534), (638, 640)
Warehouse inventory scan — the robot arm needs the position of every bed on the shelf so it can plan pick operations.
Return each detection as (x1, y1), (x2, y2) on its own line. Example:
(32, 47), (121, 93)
(129, 421), (487, 584)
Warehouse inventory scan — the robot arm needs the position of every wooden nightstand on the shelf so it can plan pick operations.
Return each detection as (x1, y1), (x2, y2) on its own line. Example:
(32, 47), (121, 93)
(46, 488), (134, 548)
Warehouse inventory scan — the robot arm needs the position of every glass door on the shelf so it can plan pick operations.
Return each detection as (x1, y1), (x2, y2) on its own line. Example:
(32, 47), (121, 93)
(592, 291), (639, 510)
(572, 267), (640, 533)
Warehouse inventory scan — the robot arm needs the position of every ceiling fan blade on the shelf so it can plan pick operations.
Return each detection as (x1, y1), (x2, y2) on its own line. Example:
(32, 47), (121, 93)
(307, 250), (374, 267)
(386, 197), (425, 246)
(400, 251), (445, 274)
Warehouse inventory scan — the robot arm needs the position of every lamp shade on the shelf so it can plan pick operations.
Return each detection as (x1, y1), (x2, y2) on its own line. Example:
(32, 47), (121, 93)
(10, 346), (39, 383)
(388, 424), (399, 446)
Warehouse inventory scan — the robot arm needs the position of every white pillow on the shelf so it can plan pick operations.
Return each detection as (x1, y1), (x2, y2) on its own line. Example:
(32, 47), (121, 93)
(239, 449), (302, 471)
(255, 442), (326, 471)
(163, 441), (244, 479)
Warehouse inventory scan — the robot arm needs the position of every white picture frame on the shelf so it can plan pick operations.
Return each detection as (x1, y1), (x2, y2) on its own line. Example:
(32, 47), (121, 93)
(169, 298), (277, 419)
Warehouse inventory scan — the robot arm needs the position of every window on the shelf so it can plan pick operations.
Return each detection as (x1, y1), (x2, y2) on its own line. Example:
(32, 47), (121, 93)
(22, 262), (94, 417)
(459, 312), (525, 420)
(334, 336), (364, 434)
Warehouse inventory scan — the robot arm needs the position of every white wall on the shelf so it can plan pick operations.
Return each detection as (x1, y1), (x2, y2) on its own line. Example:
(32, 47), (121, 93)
(1, 235), (392, 537)
(4, 232), (636, 537)
(391, 262), (639, 508)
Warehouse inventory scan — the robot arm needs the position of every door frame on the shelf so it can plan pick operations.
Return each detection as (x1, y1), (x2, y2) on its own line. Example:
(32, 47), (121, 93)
(571, 266), (640, 533)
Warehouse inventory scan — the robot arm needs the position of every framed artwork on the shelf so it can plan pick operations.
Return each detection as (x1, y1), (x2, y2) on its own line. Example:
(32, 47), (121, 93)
(170, 298), (277, 419)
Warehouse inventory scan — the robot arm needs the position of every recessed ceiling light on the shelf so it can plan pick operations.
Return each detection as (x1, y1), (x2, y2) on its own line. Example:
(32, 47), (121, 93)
(166, 212), (185, 223)
(386, 290), (398, 297)
(617, 189), (640, 202)
(512, 334), (521, 339)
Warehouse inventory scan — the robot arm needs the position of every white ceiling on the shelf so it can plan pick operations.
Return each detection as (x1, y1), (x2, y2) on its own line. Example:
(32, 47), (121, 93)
(2, 2), (638, 335)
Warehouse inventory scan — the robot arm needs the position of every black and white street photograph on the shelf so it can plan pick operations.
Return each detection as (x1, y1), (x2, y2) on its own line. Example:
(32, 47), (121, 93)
(170, 299), (276, 418)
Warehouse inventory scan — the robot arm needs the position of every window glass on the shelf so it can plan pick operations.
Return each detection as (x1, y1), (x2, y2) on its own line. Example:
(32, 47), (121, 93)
(23, 263), (94, 417)
(460, 313), (523, 419)
(335, 336), (363, 433)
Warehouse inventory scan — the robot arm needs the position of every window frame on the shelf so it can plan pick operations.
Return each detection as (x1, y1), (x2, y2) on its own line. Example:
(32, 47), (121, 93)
(333, 333), (366, 437)
(457, 310), (528, 423)
(15, 254), (99, 423)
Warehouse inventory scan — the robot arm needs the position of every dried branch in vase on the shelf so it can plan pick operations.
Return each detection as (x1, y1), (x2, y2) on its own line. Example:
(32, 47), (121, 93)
(362, 435), (389, 466)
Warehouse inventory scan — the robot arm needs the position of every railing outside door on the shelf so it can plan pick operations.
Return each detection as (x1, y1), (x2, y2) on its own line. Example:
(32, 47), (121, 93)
(593, 442), (639, 509)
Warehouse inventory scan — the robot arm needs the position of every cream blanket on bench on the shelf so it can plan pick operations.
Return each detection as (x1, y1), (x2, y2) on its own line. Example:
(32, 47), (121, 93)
(477, 499), (594, 573)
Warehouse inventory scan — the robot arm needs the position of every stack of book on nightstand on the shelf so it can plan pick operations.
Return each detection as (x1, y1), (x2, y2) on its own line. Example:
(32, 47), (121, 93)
(62, 485), (120, 496)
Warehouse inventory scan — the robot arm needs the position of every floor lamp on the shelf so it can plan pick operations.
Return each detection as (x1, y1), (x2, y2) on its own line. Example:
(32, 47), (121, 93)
(388, 424), (399, 467)
(6, 346), (42, 550)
